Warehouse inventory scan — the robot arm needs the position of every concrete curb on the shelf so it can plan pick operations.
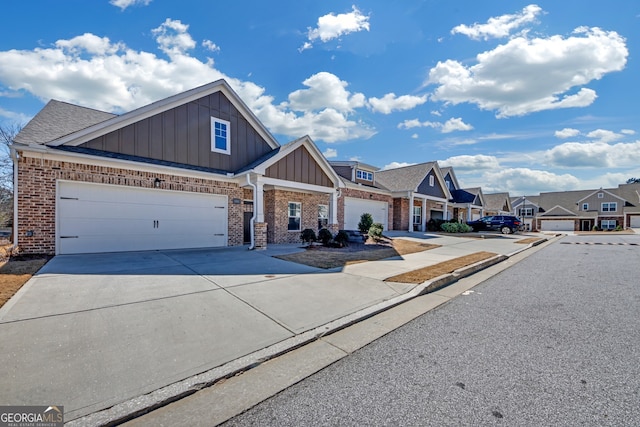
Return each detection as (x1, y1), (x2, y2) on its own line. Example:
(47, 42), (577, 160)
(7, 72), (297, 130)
(68, 235), (556, 427)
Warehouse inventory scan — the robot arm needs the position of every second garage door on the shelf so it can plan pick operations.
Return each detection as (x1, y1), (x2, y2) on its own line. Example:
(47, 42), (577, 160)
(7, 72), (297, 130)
(57, 181), (228, 254)
(540, 219), (575, 232)
(344, 197), (388, 230)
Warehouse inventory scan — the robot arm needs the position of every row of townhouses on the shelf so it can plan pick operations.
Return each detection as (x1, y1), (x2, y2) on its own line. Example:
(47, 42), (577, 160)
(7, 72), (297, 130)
(11, 80), (640, 255)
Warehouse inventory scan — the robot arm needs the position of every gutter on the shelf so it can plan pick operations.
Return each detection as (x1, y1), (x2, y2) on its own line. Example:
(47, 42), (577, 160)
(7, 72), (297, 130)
(246, 174), (256, 250)
(10, 146), (18, 252)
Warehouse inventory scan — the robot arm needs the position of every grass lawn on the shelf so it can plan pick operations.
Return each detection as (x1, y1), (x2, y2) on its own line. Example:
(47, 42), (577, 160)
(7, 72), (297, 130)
(0, 243), (51, 308)
(385, 251), (498, 284)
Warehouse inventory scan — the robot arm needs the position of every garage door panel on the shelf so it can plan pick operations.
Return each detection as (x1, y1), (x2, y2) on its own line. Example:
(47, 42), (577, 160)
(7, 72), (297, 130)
(630, 216), (640, 227)
(344, 198), (388, 231)
(57, 182), (228, 254)
(540, 220), (574, 231)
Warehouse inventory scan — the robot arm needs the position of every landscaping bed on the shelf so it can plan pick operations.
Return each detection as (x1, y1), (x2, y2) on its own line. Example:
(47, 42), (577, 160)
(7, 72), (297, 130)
(385, 251), (498, 284)
(0, 243), (51, 308)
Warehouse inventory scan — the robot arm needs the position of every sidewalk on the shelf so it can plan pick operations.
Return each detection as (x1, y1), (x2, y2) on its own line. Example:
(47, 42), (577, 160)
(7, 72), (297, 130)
(0, 231), (552, 426)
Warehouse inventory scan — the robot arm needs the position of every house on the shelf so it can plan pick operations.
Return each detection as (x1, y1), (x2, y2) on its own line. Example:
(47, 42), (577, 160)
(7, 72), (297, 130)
(523, 183), (640, 232)
(440, 167), (485, 222)
(483, 192), (514, 216)
(511, 195), (540, 231)
(12, 80), (344, 255)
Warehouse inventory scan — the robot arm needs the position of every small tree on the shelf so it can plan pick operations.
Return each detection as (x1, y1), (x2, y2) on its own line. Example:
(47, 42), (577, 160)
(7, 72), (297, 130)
(300, 228), (316, 246)
(334, 230), (350, 247)
(368, 222), (384, 241)
(358, 213), (374, 233)
(318, 228), (333, 246)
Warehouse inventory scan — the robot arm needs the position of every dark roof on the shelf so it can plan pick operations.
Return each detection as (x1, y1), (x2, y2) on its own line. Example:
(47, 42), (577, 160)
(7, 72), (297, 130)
(374, 162), (436, 192)
(451, 189), (477, 203)
(14, 100), (116, 145)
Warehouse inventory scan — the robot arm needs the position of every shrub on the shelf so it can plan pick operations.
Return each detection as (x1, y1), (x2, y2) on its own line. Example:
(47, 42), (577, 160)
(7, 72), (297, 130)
(300, 228), (316, 245)
(318, 228), (333, 246)
(615, 225), (623, 231)
(358, 213), (374, 233)
(368, 222), (384, 241)
(592, 225), (599, 231)
(334, 230), (350, 247)
(440, 222), (472, 233)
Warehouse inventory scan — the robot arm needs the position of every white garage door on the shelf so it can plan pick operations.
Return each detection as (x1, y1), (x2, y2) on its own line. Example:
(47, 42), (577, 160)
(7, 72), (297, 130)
(344, 197), (388, 230)
(57, 181), (228, 254)
(630, 216), (640, 228)
(540, 220), (574, 231)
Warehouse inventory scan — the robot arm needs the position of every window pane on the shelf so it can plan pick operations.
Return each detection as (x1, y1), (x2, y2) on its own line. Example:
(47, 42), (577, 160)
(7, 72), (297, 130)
(288, 217), (300, 231)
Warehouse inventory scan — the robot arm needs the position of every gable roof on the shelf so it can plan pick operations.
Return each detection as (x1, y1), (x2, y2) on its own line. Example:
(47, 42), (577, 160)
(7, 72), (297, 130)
(483, 192), (512, 212)
(375, 162), (443, 193)
(46, 79), (279, 150)
(14, 100), (116, 145)
(538, 205), (580, 217)
(440, 166), (461, 190)
(576, 188), (626, 204)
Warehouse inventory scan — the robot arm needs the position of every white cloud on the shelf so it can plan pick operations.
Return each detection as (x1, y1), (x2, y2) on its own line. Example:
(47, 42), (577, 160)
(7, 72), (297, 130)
(398, 117), (472, 133)
(430, 110), (442, 117)
(546, 140), (640, 168)
(302, 6), (370, 50)
(383, 162), (416, 170)
(586, 129), (623, 143)
(0, 107), (31, 125)
(110, 0), (152, 10)
(428, 27), (628, 117)
(481, 168), (580, 194)
(555, 128), (581, 138)
(441, 117), (473, 133)
(621, 129), (636, 135)
(451, 4), (543, 40)
(439, 154), (500, 171)
(202, 40), (220, 52)
(287, 72), (365, 113)
(0, 22), (375, 144)
(368, 93), (428, 114)
(411, 133), (419, 139)
(323, 148), (338, 158)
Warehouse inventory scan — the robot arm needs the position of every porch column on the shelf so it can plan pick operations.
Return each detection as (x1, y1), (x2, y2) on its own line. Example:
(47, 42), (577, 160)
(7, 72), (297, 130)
(409, 192), (415, 232)
(255, 177), (265, 223)
(444, 201), (448, 220)
(421, 198), (427, 232)
(467, 204), (472, 221)
(253, 177), (267, 249)
(330, 189), (339, 232)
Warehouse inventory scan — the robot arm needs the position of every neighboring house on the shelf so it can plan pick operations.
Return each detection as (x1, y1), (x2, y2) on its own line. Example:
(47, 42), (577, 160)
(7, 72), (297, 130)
(529, 183), (640, 232)
(440, 167), (484, 222)
(12, 80), (344, 255)
(375, 162), (451, 232)
(511, 195), (540, 231)
(329, 161), (393, 231)
(483, 192), (514, 216)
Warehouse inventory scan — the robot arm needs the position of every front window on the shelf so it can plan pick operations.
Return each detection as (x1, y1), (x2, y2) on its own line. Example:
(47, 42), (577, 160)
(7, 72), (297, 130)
(211, 117), (231, 154)
(413, 206), (421, 225)
(582, 203), (589, 211)
(318, 205), (328, 229)
(356, 170), (373, 181)
(518, 207), (533, 217)
(602, 202), (617, 212)
(288, 202), (301, 231)
(601, 219), (616, 230)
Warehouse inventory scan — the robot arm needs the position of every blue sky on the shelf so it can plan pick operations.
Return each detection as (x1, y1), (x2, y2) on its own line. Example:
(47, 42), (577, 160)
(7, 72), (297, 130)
(1, 1), (638, 195)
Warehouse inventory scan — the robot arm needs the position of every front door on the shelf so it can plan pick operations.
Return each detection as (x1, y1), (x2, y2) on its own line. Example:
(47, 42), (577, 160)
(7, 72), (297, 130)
(243, 211), (253, 243)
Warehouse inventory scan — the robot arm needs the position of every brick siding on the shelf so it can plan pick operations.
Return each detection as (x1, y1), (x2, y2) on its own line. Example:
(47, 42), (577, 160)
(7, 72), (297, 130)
(16, 155), (245, 254)
(264, 189), (330, 244)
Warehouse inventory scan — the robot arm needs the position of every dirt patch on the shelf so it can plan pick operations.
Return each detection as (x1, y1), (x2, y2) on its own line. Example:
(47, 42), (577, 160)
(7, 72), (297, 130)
(516, 237), (544, 245)
(274, 238), (440, 269)
(0, 243), (51, 308)
(385, 251), (498, 284)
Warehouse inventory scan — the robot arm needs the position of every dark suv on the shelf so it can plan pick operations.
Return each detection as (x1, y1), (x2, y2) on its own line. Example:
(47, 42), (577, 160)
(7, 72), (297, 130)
(467, 215), (522, 234)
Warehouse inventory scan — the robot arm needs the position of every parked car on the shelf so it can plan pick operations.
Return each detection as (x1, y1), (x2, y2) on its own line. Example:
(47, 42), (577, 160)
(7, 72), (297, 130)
(467, 215), (522, 234)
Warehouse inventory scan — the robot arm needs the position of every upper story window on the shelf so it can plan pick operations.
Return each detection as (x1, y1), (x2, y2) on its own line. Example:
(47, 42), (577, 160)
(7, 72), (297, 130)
(582, 203), (589, 211)
(446, 180), (451, 190)
(519, 207), (534, 217)
(356, 170), (373, 181)
(211, 117), (231, 155)
(597, 192), (604, 199)
(429, 175), (434, 186)
(602, 202), (617, 212)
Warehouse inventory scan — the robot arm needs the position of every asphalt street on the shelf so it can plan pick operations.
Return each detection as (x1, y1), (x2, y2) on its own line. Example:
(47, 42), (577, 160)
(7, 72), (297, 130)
(223, 234), (640, 426)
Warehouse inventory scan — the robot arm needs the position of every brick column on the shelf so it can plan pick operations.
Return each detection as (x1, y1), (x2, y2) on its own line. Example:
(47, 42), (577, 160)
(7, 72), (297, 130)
(254, 222), (267, 249)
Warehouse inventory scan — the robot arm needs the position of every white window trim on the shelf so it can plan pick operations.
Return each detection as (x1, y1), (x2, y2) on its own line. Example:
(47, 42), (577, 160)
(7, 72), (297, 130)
(288, 201), (301, 232)
(356, 169), (373, 181)
(318, 204), (328, 229)
(601, 202), (617, 212)
(211, 117), (231, 155)
(582, 203), (589, 211)
(429, 175), (434, 187)
(413, 206), (422, 224)
(598, 193), (604, 198)
(601, 219), (616, 229)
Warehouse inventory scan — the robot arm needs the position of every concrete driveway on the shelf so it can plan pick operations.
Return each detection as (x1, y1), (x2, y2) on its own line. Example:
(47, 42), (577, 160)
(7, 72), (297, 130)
(0, 232), (539, 423)
(0, 245), (416, 422)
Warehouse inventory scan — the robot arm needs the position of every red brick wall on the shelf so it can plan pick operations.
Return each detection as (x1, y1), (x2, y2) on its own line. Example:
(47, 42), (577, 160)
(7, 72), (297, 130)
(17, 155), (245, 254)
(393, 198), (409, 231)
(265, 189), (330, 244)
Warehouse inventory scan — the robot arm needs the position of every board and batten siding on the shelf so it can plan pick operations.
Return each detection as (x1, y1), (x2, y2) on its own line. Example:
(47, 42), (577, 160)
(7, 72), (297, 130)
(79, 92), (273, 173)
(265, 146), (333, 187)
(416, 171), (447, 198)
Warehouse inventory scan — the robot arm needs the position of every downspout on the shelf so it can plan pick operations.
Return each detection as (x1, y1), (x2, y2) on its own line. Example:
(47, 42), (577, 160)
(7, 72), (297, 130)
(10, 147), (19, 252)
(246, 174), (256, 250)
